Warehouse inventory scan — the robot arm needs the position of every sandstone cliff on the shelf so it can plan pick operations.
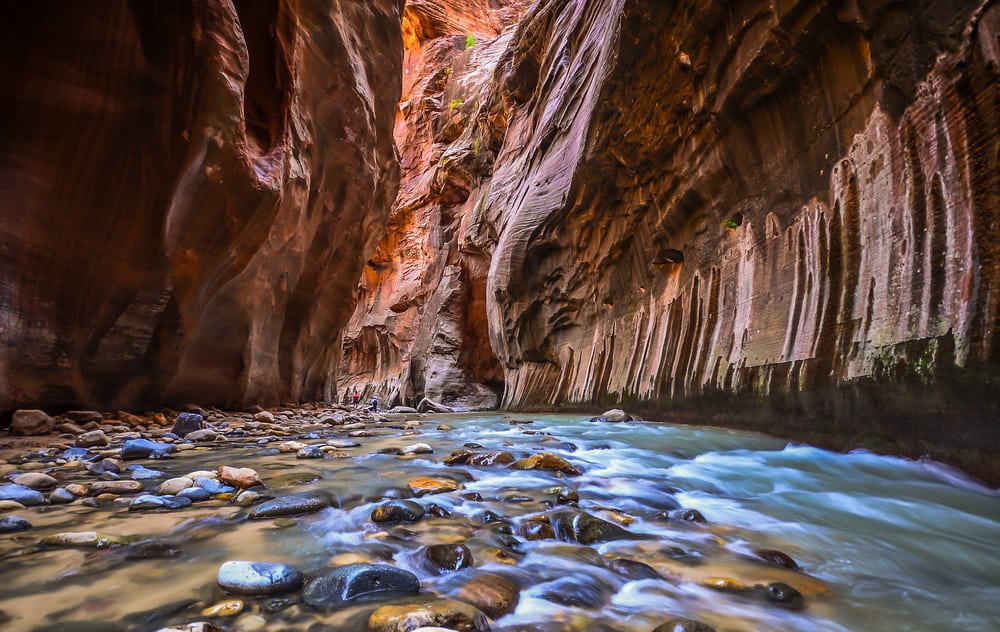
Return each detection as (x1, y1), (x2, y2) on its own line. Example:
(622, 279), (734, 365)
(473, 0), (1000, 470)
(349, 0), (998, 475)
(0, 0), (402, 412)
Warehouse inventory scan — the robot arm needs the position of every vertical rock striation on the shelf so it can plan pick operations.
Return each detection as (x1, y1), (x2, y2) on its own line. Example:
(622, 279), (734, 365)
(0, 0), (403, 412)
(340, 0), (530, 409)
(437, 0), (998, 473)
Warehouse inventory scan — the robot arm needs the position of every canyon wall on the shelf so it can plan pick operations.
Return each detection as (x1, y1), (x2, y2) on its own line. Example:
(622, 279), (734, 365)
(355, 0), (998, 474)
(474, 0), (1000, 470)
(0, 0), (403, 413)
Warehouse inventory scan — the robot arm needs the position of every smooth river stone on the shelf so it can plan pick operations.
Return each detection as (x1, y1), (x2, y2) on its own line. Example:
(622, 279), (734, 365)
(367, 599), (488, 632)
(127, 465), (166, 480)
(651, 618), (717, 632)
(247, 491), (336, 519)
(371, 499), (424, 523)
(326, 439), (361, 448)
(194, 478), (235, 494)
(157, 477), (194, 495)
(121, 438), (177, 460)
(550, 510), (634, 544)
(90, 480), (144, 495)
(218, 466), (262, 489)
(0, 483), (45, 506)
(0, 515), (33, 533)
(302, 564), (420, 610)
(217, 561), (304, 596)
(11, 472), (59, 490)
(178, 487), (211, 502)
(408, 477), (462, 497)
(75, 429), (109, 447)
(129, 494), (193, 511)
(511, 452), (581, 475)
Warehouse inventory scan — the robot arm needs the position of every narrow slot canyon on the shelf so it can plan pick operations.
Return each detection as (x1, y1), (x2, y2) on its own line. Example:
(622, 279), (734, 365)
(0, 2), (998, 631)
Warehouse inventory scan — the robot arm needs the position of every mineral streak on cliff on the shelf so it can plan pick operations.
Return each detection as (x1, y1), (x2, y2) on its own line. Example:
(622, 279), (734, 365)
(0, 0), (403, 412)
(339, 0), (531, 409)
(461, 0), (998, 471)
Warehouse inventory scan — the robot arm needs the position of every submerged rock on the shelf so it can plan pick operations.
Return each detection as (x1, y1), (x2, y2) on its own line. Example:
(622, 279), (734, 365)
(423, 543), (473, 574)
(409, 477), (462, 497)
(302, 564), (420, 610)
(129, 494), (193, 511)
(550, 510), (634, 544)
(0, 515), (32, 533)
(511, 453), (581, 475)
(651, 619), (717, 632)
(248, 491), (336, 519)
(217, 561), (304, 596)
(457, 574), (521, 618)
(755, 549), (800, 570)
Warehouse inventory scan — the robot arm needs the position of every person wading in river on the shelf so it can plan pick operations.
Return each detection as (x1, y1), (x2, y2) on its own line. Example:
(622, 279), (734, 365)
(352, 388), (360, 409)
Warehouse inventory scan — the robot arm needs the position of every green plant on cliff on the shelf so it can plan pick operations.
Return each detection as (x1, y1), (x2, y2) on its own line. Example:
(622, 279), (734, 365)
(449, 98), (463, 112)
(473, 138), (480, 156)
(466, 33), (476, 49)
(723, 218), (740, 230)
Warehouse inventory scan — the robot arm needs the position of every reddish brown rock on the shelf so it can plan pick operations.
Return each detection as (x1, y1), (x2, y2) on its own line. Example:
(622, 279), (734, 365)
(10, 410), (55, 436)
(0, 1), (403, 414)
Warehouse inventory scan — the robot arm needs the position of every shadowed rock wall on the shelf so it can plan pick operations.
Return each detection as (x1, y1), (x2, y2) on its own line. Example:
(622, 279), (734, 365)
(0, 0), (403, 412)
(450, 0), (998, 474)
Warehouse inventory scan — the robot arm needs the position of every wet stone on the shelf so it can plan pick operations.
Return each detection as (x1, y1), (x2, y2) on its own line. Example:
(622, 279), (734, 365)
(367, 599), (489, 632)
(539, 575), (615, 608)
(0, 515), (32, 533)
(10, 409), (55, 435)
(555, 488), (579, 506)
(0, 483), (45, 506)
(178, 486), (211, 502)
(171, 412), (204, 437)
(76, 430), (109, 448)
(760, 582), (805, 610)
(371, 500), (424, 523)
(326, 439), (361, 448)
(217, 561), (304, 596)
(458, 573), (521, 618)
(248, 491), (336, 519)
(607, 557), (663, 581)
(409, 477), (462, 497)
(127, 465), (165, 480)
(185, 429), (218, 442)
(61, 447), (96, 462)
(550, 510), (634, 544)
(194, 477), (234, 494)
(157, 477), (194, 495)
(400, 442), (433, 455)
(49, 488), (76, 504)
(423, 543), (473, 574)
(755, 549), (799, 570)
(519, 519), (555, 541)
(651, 618), (717, 632)
(302, 564), (420, 610)
(511, 452), (581, 476)
(121, 439), (177, 460)
(218, 466), (262, 489)
(11, 472), (59, 490)
(90, 480), (144, 495)
(129, 494), (193, 511)
(297, 445), (326, 459)
(601, 409), (633, 423)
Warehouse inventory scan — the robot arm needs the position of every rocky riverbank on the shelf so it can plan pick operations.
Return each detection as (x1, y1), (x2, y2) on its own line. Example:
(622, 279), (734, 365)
(0, 405), (835, 631)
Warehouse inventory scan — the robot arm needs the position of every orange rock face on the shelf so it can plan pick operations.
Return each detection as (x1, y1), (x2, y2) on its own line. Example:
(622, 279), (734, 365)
(339, 0), (531, 409)
(0, 1), (402, 412)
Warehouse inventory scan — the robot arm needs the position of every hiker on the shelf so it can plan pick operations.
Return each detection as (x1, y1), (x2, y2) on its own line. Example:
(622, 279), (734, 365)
(370, 396), (379, 413)
(352, 388), (360, 409)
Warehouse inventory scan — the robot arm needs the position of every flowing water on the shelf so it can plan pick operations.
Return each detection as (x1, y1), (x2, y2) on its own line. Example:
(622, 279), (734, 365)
(2, 412), (999, 631)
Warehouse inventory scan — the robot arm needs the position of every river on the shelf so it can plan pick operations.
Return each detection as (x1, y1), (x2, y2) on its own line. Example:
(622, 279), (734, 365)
(1, 411), (998, 631)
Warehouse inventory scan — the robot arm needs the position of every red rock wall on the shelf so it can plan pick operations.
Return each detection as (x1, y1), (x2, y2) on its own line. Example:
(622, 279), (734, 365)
(0, 0), (403, 412)
(463, 0), (999, 469)
(340, 0), (530, 409)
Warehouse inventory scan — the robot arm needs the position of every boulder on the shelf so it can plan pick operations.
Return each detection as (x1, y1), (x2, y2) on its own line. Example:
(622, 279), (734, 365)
(302, 564), (420, 610)
(601, 409), (632, 423)
(11, 472), (59, 490)
(511, 453), (581, 475)
(416, 398), (454, 414)
(218, 466), (262, 489)
(422, 543), (473, 574)
(0, 483), (45, 506)
(371, 499), (425, 523)
(550, 510), (634, 544)
(121, 439), (177, 460)
(10, 409), (55, 436)
(76, 430), (109, 448)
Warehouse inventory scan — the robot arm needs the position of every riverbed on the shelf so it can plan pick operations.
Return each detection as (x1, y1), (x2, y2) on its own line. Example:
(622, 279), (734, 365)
(1, 410), (998, 631)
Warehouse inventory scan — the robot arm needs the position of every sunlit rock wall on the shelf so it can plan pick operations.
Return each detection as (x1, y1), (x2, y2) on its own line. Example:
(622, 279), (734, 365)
(340, 0), (530, 409)
(0, 0), (403, 412)
(469, 0), (999, 466)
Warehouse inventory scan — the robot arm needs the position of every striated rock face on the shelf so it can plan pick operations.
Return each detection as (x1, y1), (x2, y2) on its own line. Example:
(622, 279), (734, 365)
(0, 1), (402, 412)
(472, 0), (1000, 469)
(339, 0), (531, 409)
(363, 1), (998, 472)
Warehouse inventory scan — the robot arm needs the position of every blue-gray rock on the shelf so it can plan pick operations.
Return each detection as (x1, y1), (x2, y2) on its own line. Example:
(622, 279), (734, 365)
(194, 478), (235, 495)
(248, 491), (336, 519)
(217, 561), (304, 596)
(61, 447), (97, 461)
(49, 488), (77, 504)
(296, 445), (326, 459)
(370, 500), (424, 523)
(121, 439), (176, 460)
(326, 439), (361, 448)
(170, 412), (204, 437)
(0, 515), (33, 533)
(0, 483), (45, 506)
(302, 564), (420, 610)
(127, 465), (165, 480)
(177, 487), (211, 502)
(128, 494), (192, 511)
